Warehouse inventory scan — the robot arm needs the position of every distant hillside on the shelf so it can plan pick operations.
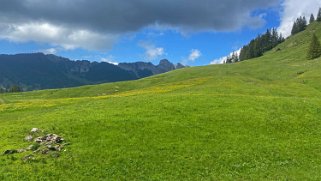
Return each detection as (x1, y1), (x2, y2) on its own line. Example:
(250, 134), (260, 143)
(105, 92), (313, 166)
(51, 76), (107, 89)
(118, 59), (184, 78)
(0, 53), (184, 90)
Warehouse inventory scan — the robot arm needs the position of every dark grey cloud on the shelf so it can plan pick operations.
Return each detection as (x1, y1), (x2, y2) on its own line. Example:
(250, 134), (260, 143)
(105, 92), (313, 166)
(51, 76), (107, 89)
(0, 0), (279, 50)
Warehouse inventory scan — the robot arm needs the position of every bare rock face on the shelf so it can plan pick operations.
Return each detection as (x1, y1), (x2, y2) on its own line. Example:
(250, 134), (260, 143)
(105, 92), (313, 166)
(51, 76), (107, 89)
(157, 59), (176, 73)
(118, 59), (183, 78)
(175, 63), (186, 69)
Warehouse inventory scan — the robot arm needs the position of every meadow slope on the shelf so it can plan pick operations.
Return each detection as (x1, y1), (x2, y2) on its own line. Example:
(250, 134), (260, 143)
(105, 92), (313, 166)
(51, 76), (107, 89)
(1, 23), (321, 180)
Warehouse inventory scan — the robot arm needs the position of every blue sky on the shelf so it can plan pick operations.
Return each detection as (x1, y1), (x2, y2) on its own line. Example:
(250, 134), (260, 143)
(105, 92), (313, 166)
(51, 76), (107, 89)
(0, 0), (320, 66)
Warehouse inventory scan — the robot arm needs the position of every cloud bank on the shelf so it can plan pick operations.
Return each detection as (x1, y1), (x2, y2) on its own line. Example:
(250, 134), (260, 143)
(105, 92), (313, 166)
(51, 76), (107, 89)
(0, 0), (279, 51)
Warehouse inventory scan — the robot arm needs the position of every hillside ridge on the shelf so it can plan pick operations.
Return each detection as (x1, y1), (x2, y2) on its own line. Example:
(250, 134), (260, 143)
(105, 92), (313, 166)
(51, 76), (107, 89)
(0, 53), (184, 91)
(3, 22), (321, 100)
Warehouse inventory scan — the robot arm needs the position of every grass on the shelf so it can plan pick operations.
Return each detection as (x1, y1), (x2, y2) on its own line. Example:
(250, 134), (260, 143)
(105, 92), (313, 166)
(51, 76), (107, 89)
(1, 22), (321, 180)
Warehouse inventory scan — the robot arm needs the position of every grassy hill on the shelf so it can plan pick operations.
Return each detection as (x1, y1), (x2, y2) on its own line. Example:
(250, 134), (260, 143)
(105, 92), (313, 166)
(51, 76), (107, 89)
(1, 22), (321, 180)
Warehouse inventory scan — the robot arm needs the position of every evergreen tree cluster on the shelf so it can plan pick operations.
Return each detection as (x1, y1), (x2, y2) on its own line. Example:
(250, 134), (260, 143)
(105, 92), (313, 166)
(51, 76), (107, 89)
(227, 7), (321, 64)
(309, 8), (321, 23)
(0, 87), (6, 93)
(291, 16), (307, 35)
(318, 8), (321, 22)
(225, 52), (239, 64)
(0, 85), (23, 93)
(310, 14), (315, 24)
(307, 34), (321, 60)
(239, 28), (284, 61)
(292, 8), (321, 36)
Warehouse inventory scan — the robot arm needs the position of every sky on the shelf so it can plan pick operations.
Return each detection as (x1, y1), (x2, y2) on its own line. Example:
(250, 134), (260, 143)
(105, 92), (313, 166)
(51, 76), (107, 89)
(0, 0), (320, 66)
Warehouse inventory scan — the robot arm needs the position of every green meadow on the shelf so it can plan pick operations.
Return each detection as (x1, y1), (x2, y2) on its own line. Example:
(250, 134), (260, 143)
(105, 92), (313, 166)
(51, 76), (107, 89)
(1, 23), (321, 180)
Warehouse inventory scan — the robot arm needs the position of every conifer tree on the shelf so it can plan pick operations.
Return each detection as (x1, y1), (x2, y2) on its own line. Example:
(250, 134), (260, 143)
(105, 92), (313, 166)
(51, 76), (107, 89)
(291, 16), (307, 35)
(231, 52), (239, 63)
(225, 55), (233, 64)
(307, 34), (321, 60)
(317, 8), (321, 22)
(224, 52), (240, 64)
(0, 87), (6, 93)
(9, 85), (22, 93)
(303, 16), (307, 26)
(310, 14), (315, 23)
(239, 28), (284, 61)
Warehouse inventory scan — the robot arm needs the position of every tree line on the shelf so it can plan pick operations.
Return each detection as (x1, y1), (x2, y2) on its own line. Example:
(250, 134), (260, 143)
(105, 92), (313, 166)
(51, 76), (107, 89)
(225, 7), (321, 63)
(307, 8), (321, 60)
(0, 85), (23, 93)
(238, 28), (284, 61)
(291, 8), (321, 36)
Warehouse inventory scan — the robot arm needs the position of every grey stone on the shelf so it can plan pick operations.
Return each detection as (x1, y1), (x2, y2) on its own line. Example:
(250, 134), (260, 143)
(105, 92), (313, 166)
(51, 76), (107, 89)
(34, 137), (44, 143)
(41, 149), (49, 154)
(22, 154), (34, 161)
(17, 149), (26, 153)
(31, 128), (39, 133)
(25, 135), (33, 142)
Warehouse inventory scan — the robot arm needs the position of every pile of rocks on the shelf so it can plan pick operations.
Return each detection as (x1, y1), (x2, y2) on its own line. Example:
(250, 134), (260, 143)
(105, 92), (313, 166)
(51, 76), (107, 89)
(3, 128), (67, 161)
(33, 133), (65, 153)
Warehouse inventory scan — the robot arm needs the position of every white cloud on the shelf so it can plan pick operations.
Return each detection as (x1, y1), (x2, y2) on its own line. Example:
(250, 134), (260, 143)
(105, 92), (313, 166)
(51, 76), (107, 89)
(210, 49), (240, 65)
(210, 57), (227, 65)
(181, 49), (202, 65)
(188, 49), (202, 61)
(278, 0), (321, 37)
(139, 42), (165, 60)
(42, 48), (57, 54)
(0, 22), (118, 51)
(100, 56), (119, 65)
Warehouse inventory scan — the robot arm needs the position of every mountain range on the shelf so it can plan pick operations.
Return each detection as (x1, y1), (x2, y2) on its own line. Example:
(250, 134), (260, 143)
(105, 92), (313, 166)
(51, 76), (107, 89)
(0, 53), (185, 90)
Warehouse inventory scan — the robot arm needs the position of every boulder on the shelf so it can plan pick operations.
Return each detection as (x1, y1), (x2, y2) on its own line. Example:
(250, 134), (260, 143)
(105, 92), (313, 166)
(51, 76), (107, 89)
(31, 128), (39, 133)
(25, 135), (33, 142)
(35, 137), (44, 143)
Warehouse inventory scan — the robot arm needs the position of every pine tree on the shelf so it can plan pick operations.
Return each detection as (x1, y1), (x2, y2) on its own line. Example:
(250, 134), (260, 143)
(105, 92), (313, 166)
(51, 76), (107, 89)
(278, 33), (285, 44)
(291, 18), (299, 35)
(310, 14), (315, 23)
(0, 87), (6, 93)
(9, 85), (22, 93)
(239, 28), (284, 61)
(225, 55), (233, 64)
(291, 16), (307, 35)
(231, 52), (239, 63)
(307, 34), (321, 60)
(317, 8), (321, 22)
(302, 16), (307, 27)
